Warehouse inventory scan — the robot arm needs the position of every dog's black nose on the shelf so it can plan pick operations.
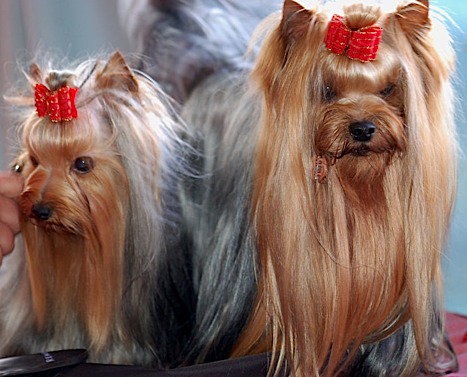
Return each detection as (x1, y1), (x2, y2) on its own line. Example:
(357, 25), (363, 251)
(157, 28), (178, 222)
(31, 203), (53, 221)
(349, 121), (376, 142)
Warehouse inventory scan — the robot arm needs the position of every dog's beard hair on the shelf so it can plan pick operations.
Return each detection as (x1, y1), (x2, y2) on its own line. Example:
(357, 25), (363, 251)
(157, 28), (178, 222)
(178, 1), (458, 376)
(0, 52), (194, 367)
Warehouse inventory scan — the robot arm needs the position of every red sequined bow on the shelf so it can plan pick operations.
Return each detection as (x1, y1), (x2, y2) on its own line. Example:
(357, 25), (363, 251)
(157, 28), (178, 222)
(34, 84), (78, 122)
(324, 14), (383, 62)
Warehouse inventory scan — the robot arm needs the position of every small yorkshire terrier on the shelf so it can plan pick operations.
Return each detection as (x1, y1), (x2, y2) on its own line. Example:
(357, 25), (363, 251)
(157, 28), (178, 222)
(124, 0), (459, 375)
(0, 51), (194, 367)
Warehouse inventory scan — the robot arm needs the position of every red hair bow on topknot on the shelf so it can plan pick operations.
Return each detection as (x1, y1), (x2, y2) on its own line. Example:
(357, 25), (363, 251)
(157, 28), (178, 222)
(34, 84), (78, 122)
(324, 14), (383, 62)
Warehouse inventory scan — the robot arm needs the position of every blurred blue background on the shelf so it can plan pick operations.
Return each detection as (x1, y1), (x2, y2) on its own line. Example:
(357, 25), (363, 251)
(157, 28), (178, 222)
(439, 1), (467, 316)
(0, 0), (465, 315)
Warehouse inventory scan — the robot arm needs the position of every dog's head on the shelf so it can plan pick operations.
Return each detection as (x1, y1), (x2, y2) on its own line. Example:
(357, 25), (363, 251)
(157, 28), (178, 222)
(13, 52), (140, 235)
(14, 107), (129, 236)
(253, 0), (454, 195)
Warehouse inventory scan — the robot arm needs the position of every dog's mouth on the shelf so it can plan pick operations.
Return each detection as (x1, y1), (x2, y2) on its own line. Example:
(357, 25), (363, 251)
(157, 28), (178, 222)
(323, 146), (373, 161)
(25, 213), (83, 235)
(312, 144), (397, 183)
(324, 141), (397, 160)
(350, 146), (370, 156)
(19, 196), (86, 235)
(28, 217), (64, 232)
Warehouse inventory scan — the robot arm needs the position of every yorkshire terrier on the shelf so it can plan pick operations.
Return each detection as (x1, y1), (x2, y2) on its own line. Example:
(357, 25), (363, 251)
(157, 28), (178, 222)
(0, 51), (194, 367)
(123, 0), (459, 375)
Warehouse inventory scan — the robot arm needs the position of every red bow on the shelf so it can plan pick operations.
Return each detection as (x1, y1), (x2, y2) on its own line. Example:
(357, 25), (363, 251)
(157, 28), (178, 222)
(34, 84), (78, 122)
(324, 14), (383, 62)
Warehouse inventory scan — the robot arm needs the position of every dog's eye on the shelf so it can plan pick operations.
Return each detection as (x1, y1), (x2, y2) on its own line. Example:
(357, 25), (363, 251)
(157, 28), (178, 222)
(323, 86), (337, 102)
(73, 157), (95, 174)
(12, 162), (23, 173)
(380, 83), (395, 98)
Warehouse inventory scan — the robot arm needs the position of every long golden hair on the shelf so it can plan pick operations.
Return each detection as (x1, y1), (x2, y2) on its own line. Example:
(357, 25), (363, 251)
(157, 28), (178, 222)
(232, 1), (457, 375)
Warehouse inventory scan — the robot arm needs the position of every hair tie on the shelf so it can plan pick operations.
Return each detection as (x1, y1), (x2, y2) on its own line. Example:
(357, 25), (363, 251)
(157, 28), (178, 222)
(324, 14), (383, 62)
(34, 84), (78, 122)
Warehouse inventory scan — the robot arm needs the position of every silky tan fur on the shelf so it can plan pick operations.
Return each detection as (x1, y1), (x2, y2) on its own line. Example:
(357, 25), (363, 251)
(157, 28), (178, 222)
(0, 51), (194, 367)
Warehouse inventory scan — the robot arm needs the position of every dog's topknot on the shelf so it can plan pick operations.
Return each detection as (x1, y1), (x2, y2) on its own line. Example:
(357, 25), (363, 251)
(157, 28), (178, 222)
(343, 3), (383, 30)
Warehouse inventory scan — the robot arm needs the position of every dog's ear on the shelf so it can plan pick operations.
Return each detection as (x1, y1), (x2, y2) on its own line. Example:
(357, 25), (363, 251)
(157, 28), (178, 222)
(95, 51), (139, 94)
(29, 63), (42, 84)
(395, 0), (431, 38)
(281, 0), (313, 43)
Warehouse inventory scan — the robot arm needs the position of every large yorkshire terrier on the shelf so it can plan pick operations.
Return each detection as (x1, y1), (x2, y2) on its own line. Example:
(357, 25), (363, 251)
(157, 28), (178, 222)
(0, 51), (194, 367)
(123, 0), (459, 375)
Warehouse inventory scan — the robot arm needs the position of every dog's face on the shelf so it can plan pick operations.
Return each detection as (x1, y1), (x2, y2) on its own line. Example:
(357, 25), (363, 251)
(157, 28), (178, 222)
(12, 52), (147, 238)
(310, 46), (410, 205)
(13, 112), (128, 235)
(314, 50), (407, 163)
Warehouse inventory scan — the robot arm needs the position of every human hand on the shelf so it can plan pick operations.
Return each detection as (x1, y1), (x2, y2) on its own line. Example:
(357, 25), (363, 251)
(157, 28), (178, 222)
(0, 172), (22, 264)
